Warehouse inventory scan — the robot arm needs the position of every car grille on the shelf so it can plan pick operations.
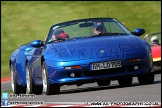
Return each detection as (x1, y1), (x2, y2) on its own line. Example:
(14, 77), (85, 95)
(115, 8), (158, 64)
(84, 67), (125, 77)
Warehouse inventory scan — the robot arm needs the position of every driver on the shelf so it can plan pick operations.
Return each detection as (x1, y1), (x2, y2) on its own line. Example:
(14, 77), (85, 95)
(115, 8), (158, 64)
(93, 22), (106, 35)
(52, 29), (69, 42)
(151, 35), (159, 46)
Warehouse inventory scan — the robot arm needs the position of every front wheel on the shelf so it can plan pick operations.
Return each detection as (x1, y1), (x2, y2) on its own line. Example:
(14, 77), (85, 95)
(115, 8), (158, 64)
(42, 61), (60, 95)
(10, 64), (26, 94)
(97, 79), (111, 86)
(138, 72), (154, 85)
(118, 77), (133, 86)
(26, 63), (43, 95)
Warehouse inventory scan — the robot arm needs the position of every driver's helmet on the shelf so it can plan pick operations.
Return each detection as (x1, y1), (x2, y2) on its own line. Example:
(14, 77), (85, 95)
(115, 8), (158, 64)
(93, 22), (106, 33)
(53, 29), (69, 38)
(151, 35), (159, 45)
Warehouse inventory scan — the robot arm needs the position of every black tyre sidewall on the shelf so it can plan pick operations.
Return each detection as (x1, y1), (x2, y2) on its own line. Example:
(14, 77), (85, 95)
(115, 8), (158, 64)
(26, 63), (33, 94)
(26, 63), (43, 95)
(97, 80), (111, 86)
(118, 77), (133, 86)
(42, 61), (60, 95)
(138, 72), (154, 85)
(10, 64), (26, 94)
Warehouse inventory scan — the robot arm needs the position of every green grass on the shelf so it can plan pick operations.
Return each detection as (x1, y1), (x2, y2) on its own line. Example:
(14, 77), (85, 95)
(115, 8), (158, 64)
(1, 90), (13, 94)
(1, 1), (161, 78)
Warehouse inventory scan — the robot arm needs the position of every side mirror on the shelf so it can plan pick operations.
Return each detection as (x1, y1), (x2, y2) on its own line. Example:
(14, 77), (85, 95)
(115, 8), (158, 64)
(30, 40), (44, 47)
(132, 28), (145, 36)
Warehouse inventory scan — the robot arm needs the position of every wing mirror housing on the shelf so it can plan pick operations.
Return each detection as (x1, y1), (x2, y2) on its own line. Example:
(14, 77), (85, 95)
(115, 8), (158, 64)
(30, 40), (44, 47)
(132, 28), (145, 36)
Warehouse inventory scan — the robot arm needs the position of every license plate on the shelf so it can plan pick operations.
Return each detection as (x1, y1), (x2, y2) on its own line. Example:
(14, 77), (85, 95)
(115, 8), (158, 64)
(91, 60), (122, 70)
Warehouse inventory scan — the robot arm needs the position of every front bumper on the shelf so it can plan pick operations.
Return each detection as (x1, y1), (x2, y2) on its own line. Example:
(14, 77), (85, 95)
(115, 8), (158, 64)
(45, 57), (153, 85)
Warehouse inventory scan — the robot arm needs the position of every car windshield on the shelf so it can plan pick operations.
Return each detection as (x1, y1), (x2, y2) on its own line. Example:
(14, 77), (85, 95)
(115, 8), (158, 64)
(46, 18), (132, 43)
(144, 32), (161, 46)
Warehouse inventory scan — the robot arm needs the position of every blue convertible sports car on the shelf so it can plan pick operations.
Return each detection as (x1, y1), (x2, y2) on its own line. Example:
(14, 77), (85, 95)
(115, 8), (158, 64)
(10, 18), (154, 95)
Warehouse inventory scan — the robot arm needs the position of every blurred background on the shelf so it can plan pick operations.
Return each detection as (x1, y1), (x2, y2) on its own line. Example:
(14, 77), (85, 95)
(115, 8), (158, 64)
(1, 1), (161, 78)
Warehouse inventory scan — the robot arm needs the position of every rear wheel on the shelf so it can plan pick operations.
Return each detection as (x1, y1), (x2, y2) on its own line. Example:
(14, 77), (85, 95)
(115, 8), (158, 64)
(138, 72), (154, 85)
(10, 64), (26, 94)
(97, 79), (111, 86)
(118, 77), (133, 86)
(26, 63), (43, 95)
(42, 62), (60, 95)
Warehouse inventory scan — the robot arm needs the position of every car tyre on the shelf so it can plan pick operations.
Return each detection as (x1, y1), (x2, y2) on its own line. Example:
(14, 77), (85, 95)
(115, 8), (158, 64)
(138, 72), (154, 85)
(97, 79), (111, 86)
(118, 77), (133, 86)
(26, 63), (43, 95)
(10, 64), (26, 94)
(42, 61), (60, 95)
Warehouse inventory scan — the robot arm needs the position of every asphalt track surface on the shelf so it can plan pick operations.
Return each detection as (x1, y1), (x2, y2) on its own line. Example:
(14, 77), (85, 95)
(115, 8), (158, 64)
(1, 73), (161, 104)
